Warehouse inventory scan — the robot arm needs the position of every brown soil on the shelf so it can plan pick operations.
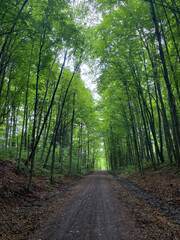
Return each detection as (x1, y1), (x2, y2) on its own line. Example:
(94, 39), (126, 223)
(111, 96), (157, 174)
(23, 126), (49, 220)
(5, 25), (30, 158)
(0, 160), (75, 210)
(121, 165), (180, 209)
(0, 162), (180, 240)
(111, 173), (180, 225)
(111, 173), (180, 240)
(0, 160), (81, 240)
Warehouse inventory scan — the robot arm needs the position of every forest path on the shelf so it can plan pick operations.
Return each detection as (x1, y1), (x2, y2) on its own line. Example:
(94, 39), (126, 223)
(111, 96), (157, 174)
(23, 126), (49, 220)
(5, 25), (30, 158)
(1, 171), (179, 239)
(40, 171), (135, 240)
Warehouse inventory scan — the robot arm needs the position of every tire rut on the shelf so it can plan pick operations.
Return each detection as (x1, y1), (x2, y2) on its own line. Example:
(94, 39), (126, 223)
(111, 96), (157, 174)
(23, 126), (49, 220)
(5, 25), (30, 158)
(110, 173), (180, 225)
(43, 171), (134, 240)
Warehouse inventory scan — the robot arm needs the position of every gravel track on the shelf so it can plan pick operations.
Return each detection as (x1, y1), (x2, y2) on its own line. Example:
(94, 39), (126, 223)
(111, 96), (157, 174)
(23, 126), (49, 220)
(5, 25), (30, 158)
(43, 171), (133, 240)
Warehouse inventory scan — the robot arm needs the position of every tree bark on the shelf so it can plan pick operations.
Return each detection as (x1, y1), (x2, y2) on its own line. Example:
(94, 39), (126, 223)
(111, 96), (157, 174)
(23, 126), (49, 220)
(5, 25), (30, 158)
(68, 92), (76, 176)
(150, 0), (180, 167)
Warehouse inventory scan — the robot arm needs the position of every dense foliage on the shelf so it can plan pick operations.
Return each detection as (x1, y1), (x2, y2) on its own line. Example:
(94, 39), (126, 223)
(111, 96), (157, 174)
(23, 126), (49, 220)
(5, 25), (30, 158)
(90, 0), (180, 174)
(0, 0), (179, 191)
(0, 0), (103, 191)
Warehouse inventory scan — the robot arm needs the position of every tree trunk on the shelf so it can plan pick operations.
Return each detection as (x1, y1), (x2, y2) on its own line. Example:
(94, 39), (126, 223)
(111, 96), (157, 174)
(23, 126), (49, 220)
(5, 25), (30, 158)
(68, 92), (76, 177)
(150, 0), (180, 167)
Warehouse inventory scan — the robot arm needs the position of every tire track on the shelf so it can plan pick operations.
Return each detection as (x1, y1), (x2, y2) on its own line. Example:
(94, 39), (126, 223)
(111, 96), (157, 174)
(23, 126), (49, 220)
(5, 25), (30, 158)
(110, 173), (180, 225)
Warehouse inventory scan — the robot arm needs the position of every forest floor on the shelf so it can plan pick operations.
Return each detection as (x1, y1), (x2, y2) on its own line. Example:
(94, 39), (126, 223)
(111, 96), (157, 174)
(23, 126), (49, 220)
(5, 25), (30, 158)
(0, 160), (180, 239)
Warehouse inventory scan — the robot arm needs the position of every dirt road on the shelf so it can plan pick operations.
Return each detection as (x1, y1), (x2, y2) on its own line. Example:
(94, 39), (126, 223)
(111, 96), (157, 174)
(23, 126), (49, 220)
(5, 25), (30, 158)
(42, 171), (134, 240)
(1, 171), (179, 239)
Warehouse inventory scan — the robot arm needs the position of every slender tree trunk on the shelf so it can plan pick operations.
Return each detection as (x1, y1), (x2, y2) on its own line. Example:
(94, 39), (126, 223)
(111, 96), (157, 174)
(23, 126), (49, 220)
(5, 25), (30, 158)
(26, 50), (68, 192)
(138, 93), (157, 170)
(125, 83), (144, 177)
(18, 43), (33, 171)
(40, 108), (52, 164)
(150, 0), (180, 167)
(68, 92), (76, 177)
(5, 113), (9, 150)
(59, 136), (64, 173)
(36, 55), (57, 137)
(11, 106), (16, 147)
(154, 82), (164, 163)
(158, 6), (180, 100)
(0, 0), (29, 100)
(103, 138), (108, 171)
(161, 0), (180, 61)
(139, 25), (177, 165)
(50, 135), (56, 184)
